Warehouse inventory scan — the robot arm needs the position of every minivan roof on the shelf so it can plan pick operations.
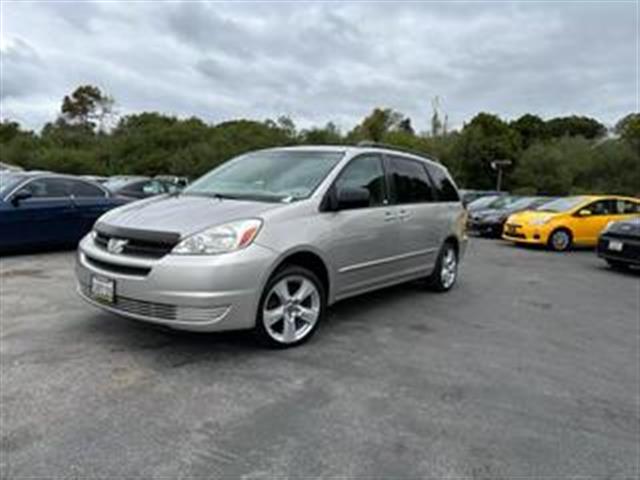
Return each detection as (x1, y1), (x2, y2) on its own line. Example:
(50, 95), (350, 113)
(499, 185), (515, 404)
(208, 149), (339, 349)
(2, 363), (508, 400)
(260, 145), (441, 166)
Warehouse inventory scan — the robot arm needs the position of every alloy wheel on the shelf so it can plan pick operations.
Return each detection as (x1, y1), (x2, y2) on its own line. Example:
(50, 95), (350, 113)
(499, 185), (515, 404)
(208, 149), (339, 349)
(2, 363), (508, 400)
(551, 230), (570, 251)
(262, 275), (321, 344)
(440, 246), (458, 289)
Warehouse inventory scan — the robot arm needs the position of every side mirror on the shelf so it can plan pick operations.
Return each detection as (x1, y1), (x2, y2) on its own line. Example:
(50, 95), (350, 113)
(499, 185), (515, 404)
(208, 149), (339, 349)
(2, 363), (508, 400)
(11, 189), (32, 206)
(335, 187), (370, 210)
(324, 187), (371, 211)
(577, 209), (592, 217)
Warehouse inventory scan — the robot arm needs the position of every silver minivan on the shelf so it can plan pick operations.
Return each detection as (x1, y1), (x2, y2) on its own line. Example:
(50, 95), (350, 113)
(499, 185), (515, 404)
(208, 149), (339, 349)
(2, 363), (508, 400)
(76, 145), (467, 347)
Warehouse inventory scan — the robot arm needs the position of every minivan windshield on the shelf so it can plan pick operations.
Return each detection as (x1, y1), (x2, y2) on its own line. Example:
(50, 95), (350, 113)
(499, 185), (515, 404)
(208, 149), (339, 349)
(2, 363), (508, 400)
(536, 196), (587, 213)
(184, 150), (344, 202)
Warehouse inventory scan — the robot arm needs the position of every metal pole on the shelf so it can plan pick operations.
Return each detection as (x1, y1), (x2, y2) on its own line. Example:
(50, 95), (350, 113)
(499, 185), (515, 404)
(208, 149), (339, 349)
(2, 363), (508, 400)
(496, 167), (503, 192)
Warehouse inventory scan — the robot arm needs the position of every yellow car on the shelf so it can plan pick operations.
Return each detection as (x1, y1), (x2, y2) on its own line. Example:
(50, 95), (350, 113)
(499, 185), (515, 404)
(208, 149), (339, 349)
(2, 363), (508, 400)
(502, 195), (640, 251)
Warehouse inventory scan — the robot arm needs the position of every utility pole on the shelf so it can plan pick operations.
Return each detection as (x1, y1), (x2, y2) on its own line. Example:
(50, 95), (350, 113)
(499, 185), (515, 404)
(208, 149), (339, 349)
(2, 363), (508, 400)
(491, 160), (512, 192)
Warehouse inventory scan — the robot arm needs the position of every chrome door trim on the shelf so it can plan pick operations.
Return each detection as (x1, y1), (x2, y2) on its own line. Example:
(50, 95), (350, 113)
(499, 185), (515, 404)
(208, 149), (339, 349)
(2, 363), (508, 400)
(338, 247), (437, 274)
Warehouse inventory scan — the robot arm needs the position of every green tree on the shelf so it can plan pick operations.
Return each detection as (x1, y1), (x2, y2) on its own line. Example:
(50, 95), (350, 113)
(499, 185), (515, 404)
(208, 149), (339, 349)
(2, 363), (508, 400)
(452, 113), (520, 189)
(615, 113), (640, 145)
(511, 114), (547, 149)
(545, 115), (606, 139)
(61, 85), (115, 132)
(348, 108), (406, 142)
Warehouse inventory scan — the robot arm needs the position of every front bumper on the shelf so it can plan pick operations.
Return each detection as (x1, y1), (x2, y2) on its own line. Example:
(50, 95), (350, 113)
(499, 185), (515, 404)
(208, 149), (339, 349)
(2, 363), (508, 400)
(467, 219), (503, 237)
(75, 235), (278, 332)
(501, 222), (548, 245)
(597, 234), (640, 265)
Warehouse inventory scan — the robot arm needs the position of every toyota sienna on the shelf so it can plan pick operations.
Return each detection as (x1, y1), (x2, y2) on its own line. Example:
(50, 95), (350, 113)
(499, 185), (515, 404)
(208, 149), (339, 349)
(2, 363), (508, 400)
(76, 145), (467, 347)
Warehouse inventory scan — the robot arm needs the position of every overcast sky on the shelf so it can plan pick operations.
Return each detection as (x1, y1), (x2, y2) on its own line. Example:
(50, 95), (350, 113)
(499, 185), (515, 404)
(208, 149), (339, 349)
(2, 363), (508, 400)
(1, 1), (638, 133)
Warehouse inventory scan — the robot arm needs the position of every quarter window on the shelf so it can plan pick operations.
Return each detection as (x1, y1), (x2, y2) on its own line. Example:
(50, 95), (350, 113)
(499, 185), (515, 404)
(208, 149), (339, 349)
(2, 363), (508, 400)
(334, 155), (386, 207)
(387, 156), (434, 204)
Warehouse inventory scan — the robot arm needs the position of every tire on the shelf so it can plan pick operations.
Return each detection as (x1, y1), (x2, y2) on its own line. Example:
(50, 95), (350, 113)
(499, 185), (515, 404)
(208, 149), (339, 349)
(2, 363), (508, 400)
(427, 241), (459, 292)
(548, 228), (572, 252)
(254, 265), (326, 348)
(606, 259), (629, 271)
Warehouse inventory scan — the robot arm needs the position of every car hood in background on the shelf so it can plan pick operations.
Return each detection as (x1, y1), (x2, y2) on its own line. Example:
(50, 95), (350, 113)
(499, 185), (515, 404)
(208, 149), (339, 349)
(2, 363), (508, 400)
(95, 194), (283, 238)
(506, 210), (558, 225)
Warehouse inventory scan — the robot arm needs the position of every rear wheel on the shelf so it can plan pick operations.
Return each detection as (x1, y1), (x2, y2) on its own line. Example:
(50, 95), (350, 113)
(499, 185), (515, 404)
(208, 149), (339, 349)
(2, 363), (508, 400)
(254, 265), (326, 348)
(427, 242), (458, 292)
(548, 228), (572, 252)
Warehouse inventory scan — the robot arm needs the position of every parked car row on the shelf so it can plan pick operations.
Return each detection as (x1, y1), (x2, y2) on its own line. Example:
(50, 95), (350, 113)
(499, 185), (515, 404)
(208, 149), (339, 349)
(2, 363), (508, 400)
(466, 193), (640, 270)
(0, 171), (189, 253)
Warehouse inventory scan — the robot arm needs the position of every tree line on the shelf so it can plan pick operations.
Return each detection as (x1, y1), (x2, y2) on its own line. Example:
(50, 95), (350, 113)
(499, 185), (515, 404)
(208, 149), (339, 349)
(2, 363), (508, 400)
(1, 85), (638, 196)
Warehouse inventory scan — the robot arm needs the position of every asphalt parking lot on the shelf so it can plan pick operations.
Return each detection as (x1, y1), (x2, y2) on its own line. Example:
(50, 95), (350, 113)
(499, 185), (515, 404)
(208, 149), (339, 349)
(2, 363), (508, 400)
(1, 239), (638, 478)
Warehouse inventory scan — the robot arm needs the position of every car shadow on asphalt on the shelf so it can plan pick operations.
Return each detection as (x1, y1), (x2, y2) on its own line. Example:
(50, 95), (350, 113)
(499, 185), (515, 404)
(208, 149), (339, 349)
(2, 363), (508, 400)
(83, 279), (430, 360)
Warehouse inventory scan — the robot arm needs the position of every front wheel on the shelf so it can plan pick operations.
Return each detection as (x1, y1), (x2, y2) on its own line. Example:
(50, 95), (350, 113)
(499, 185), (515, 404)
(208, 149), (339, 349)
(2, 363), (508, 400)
(548, 228), (572, 252)
(254, 265), (326, 348)
(427, 242), (458, 292)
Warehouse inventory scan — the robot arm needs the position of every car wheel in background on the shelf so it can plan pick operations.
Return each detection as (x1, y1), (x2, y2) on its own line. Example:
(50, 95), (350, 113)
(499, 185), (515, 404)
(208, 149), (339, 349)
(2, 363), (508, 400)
(548, 228), (572, 252)
(255, 265), (326, 348)
(427, 241), (458, 292)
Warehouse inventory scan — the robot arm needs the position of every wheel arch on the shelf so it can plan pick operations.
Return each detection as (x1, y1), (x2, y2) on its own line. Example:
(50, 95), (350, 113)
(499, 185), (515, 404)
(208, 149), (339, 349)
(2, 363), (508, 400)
(264, 247), (333, 304)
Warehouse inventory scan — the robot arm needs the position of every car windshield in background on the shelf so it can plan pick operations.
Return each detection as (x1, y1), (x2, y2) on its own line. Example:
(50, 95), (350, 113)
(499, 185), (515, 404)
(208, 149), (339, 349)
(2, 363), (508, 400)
(505, 197), (537, 210)
(185, 150), (344, 202)
(536, 196), (587, 213)
(0, 173), (27, 196)
(488, 196), (518, 209)
(468, 195), (499, 209)
(103, 178), (137, 191)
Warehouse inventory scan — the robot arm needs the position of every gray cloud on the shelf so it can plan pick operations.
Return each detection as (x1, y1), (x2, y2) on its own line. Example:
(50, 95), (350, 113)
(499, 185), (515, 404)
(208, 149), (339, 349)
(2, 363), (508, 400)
(1, 1), (636, 132)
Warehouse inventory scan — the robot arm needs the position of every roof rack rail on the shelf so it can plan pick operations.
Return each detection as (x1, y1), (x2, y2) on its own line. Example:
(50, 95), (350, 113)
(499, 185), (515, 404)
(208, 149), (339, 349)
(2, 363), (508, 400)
(355, 141), (440, 163)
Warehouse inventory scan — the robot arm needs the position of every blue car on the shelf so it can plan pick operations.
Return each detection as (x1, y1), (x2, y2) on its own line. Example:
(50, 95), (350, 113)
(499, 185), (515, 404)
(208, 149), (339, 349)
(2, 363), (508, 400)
(0, 172), (130, 253)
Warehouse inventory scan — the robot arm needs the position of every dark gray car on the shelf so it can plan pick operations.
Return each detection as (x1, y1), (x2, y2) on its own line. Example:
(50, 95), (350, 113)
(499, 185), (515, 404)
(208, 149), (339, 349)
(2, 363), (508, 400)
(75, 146), (468, 347)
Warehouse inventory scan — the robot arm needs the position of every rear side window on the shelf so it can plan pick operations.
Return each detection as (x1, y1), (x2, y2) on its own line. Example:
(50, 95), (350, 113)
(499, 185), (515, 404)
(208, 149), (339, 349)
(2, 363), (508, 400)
(425, 164), (460, 202)
(69, 180), (106, 198)
(615, 199), (640, 214)
(334, 154), (386, 207)
(387, 156), (434, 204)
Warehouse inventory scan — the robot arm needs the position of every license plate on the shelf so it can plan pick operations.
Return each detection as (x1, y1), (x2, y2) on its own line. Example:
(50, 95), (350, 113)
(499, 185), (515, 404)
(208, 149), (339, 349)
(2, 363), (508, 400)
(608, 240), (623, 252)
(91, 276), (115, 303)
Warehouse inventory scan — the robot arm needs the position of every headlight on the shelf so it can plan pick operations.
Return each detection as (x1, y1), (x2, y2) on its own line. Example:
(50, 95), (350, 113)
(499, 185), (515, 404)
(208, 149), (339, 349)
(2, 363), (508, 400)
(529, 216), (552, 226)
(172, 219), (262, 255)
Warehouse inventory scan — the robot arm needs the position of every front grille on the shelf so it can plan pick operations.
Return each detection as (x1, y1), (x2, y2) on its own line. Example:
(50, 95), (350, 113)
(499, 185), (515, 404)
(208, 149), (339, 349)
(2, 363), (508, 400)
(598, 236), (640, 263)
(80, 283), (229, 323)
(503, 224), (525, 239)
(85, 255), (151, 277)
(94, 232), (176, 259)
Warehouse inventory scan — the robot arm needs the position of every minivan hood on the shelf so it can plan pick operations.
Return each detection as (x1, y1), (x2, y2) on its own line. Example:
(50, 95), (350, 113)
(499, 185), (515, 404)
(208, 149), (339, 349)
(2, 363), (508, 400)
(96, 194), (283, 238)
